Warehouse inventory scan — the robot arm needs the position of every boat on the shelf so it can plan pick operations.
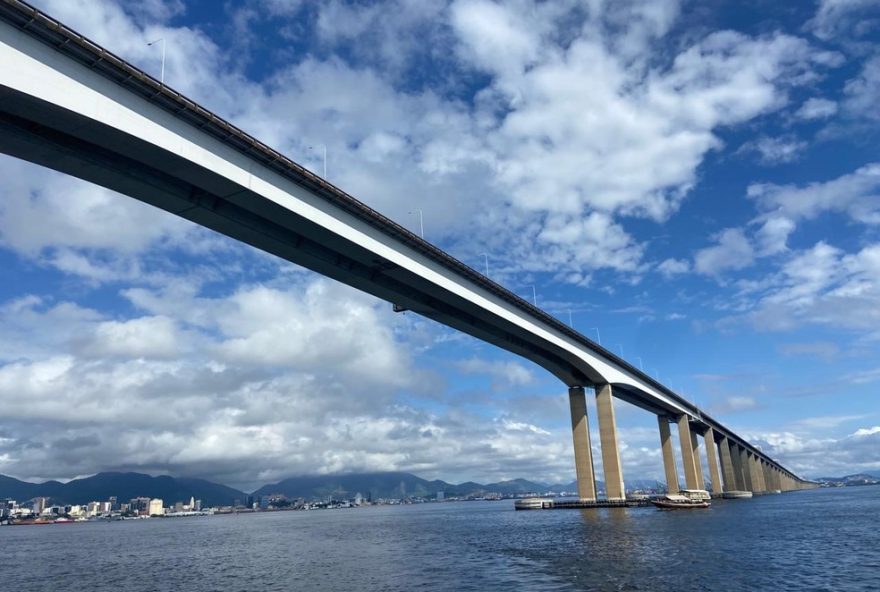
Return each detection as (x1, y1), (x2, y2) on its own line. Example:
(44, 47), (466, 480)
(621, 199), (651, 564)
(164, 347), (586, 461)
(514, 498), (555, 510)
(651, 494), (711, 509)
(721, 490), (753, 499)
(679, 489), (711, 501)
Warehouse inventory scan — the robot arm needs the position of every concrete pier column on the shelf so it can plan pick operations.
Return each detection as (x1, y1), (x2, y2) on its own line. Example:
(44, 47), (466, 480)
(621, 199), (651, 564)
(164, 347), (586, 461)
(568, 386), (597, 502)
(718, 435), (737, 492)
(750, 456), (765, 493)
(740, 447), (754, 491)
(730, 442), (746, 490)
(595, 384), (625, 501)
(762, 462), (774, 492)
(676, 415), (700, 490)
(689, 430), (705, 488)
(658, 416), (679, 493)
(703, 427), (723, 496)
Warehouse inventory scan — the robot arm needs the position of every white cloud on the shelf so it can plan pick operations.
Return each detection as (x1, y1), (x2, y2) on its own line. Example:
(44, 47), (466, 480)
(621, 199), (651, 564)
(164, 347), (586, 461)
(844, 55), (880, 121)
(795, 97), (838, 120)
(694, 228), (755, 276)
(748, 163), (880, 226)
(458, 358), (535, 389)
(739, 241), (880, 333)
(748, 426), (880, 477)
(657, 258), (691, 277)
(740, 136), (807, 165)
(808, 0), (880, 42)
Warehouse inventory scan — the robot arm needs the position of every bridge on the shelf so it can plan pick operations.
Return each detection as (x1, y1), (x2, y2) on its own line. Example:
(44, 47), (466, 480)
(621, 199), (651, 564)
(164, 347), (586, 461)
(0, 0), (816, 500)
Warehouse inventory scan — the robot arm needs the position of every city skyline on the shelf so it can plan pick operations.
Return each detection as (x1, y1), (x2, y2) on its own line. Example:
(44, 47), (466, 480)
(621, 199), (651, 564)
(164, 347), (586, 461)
(1, 0), (879, 492)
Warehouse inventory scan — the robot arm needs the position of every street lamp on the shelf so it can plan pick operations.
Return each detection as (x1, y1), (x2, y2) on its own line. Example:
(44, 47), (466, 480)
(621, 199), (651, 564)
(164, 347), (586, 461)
(636, 356), (643, 371)
(408, 209), (424, 238)
(567, 310), (573, 327)
(147, 38), (165, 84)
(529, 285), (537, 307)
(590, 327), (601, 344)
(481, 253), (489, 277)
(308, 144), (327, 179)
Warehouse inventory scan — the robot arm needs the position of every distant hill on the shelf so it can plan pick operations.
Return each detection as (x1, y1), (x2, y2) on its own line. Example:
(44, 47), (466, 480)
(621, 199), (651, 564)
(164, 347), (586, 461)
(816, 473), (879, 484)
(253, 472), (579, 500)
(253, 471), (441, 500)
(0, 472), (246, 507)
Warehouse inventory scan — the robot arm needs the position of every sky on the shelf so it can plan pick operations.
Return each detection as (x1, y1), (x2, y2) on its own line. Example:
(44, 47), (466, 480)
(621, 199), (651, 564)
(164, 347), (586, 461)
(1, 0), (879, 491)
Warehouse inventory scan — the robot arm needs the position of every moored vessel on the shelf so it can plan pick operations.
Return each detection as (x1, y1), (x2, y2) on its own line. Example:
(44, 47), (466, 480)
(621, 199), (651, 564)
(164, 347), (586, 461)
(651, 494), (711, 509)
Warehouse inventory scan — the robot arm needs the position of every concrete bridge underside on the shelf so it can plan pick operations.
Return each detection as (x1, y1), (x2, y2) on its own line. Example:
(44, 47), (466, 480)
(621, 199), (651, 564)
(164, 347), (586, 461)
(0, 0), (816, 500)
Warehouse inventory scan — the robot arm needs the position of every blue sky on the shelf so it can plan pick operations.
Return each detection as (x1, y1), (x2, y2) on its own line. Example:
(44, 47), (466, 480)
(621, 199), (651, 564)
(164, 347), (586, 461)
(1, 0), (879, 490)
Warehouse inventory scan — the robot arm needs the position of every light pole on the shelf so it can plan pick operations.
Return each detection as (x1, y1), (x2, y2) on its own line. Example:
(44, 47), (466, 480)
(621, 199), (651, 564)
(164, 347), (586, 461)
(308, 144), (327, 179)
(530, 285), (537, 307)
(636, 356), (643, 371)
(147, 38), (165, 84)
(567, 310), (573, 327)
(618, 344), (624, 357)
(409, 209), (424, 238)
(590, 327), (601, 344)
(481, 253), (489, 277)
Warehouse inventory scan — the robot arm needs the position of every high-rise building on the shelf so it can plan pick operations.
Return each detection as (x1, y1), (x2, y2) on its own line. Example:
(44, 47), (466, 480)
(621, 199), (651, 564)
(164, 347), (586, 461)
(31, 497), (49, 514)
(148, 499), (164, 516)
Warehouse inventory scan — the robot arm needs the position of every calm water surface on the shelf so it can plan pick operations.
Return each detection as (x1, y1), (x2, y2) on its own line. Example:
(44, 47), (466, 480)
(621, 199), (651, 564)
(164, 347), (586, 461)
(3, 487), (878, 591)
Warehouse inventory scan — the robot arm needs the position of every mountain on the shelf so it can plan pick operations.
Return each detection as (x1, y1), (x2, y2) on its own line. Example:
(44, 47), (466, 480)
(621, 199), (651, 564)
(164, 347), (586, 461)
(816, 473), (879, 484)
(253, 472), (584, 500)
(0, 472), (246, 507)
(252, 471), (441, 500)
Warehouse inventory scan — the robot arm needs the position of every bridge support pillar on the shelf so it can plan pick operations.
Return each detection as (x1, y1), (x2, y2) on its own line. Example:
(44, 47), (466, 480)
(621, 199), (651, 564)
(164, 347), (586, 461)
(676, 415), (700, 490)
(750, 455), (765, 493)
(703, 427), (723, 496)
(658, 416), (679, 493)
(595, 384), (625, 501)
(718, 435), (737, 492)
(731, 444), (747, 491)
(690, 429), (705, 488)
(741, 449), (754, 491)
(568, 386), (597, 502)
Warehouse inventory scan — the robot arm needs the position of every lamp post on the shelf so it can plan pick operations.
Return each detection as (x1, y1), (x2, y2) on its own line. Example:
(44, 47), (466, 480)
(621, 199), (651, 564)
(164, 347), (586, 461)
(409, 209), (424, 238)
(481, 253), (489, 277)
(636, 356), (644, 371)
(590, 327), (601, 344)
(147, 38), (165, 84)
(308, 144), (327, 179)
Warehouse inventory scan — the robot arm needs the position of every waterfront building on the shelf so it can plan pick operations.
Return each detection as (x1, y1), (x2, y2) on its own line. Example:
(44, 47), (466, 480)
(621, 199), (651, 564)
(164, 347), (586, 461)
(148, 498), (164, 516)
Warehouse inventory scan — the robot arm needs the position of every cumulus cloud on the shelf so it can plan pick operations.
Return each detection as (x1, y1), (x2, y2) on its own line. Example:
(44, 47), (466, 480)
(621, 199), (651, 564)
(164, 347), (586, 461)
(748, 163), (880, 227)
(795, 97), (838, 120)
(749, 426), (880, 477)
(737, 241), (880, 333)
(844, 55), (880, 121)
(740, 136), (807, 165)
(694, 228), (756, 276)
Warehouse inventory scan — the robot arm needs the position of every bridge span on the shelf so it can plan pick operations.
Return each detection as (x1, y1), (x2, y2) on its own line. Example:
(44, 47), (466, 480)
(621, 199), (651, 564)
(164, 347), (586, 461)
(0, 0), (815, 499)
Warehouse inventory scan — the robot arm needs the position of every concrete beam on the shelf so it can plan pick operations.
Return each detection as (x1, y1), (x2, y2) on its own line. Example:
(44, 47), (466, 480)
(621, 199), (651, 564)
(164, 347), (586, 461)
(658, 416), (679, 493)
(703, 427), (723, 496)
(677, 415), (700, 490)
(596, 384), (625, 501)
(568, 386), (597, 502)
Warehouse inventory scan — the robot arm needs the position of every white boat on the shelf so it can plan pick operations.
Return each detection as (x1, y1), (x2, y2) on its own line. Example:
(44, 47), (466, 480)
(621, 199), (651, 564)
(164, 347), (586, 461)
(651, 494), (710, 509)
(679, 489), (711, 501)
